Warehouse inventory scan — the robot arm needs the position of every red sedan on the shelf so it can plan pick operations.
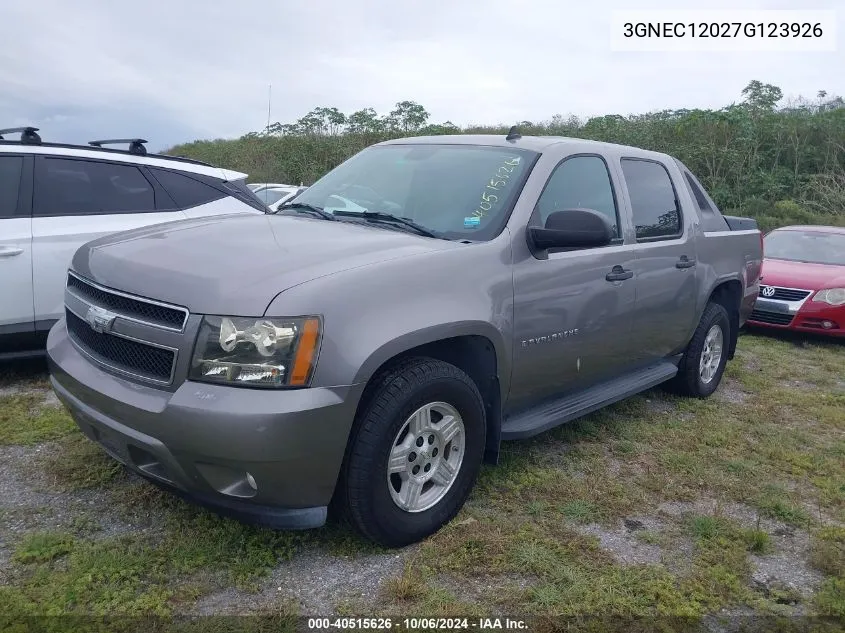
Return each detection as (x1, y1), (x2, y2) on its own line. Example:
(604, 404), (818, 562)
(748, 225), (845, 337)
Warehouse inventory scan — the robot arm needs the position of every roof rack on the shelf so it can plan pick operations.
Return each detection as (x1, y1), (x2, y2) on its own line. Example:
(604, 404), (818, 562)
(0, 128), (213, 168)
(0, 127), (42, 144)
(89, 138), (148, 155)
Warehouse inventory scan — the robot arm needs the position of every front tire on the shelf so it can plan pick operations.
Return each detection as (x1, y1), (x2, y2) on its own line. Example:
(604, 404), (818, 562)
(670, 302), (731, 398)
(341, 358), (486, 547)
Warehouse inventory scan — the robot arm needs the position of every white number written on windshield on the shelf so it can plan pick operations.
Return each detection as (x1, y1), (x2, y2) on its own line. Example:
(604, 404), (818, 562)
(471, 157), (522, 219)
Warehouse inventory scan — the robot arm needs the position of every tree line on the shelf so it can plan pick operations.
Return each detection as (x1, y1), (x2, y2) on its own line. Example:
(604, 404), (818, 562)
(167, 81), (845, 231)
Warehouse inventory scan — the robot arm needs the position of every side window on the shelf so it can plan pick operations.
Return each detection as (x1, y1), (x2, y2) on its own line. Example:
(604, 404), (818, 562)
(684, 172), (712, 212)
(620, 159), (681, 240)
(149, 168), (226, 209)
(0, 156), (23, 218)
(535, 156), (619, 239)
(34, 158), (156, 216)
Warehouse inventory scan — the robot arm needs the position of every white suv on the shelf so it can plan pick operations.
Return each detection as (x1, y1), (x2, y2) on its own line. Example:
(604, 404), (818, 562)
(0, 127), (267, 359)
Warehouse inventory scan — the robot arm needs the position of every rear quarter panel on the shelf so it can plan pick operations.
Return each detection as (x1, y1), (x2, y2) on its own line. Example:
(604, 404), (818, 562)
(694, 229), (763, 325)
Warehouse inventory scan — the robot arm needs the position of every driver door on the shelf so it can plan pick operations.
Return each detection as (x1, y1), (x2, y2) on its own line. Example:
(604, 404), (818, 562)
(509, 154), (637, 411)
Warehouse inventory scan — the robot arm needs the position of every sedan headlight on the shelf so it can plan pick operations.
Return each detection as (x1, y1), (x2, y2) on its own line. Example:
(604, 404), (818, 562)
(814, 288), (845, 306)
(190, 316), (321, 388)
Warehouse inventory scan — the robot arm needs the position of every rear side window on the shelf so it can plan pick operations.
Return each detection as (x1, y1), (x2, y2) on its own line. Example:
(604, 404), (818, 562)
(0, 156), (23, 218)
(223, 178), (274, 211)
(684, 172), (712, 212)
(535, 155), (620, 238)
(149, 168), (226, 209)
(34, 158), (156, 216)
(620, 159), (681, 240)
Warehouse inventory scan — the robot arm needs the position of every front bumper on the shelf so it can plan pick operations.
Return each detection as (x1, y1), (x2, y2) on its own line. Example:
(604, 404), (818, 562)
(47, 318), (365, 529)
(747, 296), (845, 337)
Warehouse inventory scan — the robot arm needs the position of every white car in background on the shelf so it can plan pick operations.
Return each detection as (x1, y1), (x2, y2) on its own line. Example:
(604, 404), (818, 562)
(0, 127), (267, 359)
(256, 185), (307, 209)
(249, 182), (299, 194)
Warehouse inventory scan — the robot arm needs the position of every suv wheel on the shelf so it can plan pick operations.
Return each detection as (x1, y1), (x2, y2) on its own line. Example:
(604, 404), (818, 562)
(341, 357), (486, 547)
(670, 302), (731, 398)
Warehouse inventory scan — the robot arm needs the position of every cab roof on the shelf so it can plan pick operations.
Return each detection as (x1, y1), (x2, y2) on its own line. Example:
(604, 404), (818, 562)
(376, 133), (670, 160)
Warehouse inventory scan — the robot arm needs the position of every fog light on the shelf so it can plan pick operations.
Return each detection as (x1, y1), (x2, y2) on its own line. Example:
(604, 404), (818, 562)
(822, 320), (834, 329)
(195, 462), (258, 498)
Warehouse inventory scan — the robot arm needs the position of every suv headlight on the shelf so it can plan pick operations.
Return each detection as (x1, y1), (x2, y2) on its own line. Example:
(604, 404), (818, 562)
(814, 288), (845, 306)
(189, 316), (321, 388)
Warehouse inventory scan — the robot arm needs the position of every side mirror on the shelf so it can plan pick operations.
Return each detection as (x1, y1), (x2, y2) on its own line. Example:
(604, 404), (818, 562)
(527, 208), (614, 252)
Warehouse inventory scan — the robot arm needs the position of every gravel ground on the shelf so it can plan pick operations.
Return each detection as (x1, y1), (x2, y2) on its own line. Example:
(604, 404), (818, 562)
(191, 547), (411, 615)
(657, 499), (824, 599)
(573, 518), (665, 566)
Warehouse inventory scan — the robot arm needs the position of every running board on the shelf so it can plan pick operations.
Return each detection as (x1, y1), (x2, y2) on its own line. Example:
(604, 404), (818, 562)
(501, 361), (679, 440)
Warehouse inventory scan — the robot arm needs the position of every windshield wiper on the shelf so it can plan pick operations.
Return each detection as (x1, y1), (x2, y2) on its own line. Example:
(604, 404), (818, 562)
(332, 210), (440, 239)
(277, 202), (336, 221)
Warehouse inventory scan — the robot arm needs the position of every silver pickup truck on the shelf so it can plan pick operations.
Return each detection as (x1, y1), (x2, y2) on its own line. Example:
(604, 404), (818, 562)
(46, 131), (763, 547)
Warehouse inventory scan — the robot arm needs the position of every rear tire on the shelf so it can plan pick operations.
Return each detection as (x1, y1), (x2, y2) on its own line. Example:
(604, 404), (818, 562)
(341, 357), (486, 547)
(670, 302), (731, 398)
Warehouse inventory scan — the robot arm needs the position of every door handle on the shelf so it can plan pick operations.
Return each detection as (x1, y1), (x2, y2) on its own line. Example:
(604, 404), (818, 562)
(606, 265), (633, 282)
(676, 255), (696, 269)
(0, 246), (24, 258)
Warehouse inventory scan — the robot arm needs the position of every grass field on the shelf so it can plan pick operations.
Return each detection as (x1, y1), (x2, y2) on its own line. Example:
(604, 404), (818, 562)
(0, 331), (843, 632)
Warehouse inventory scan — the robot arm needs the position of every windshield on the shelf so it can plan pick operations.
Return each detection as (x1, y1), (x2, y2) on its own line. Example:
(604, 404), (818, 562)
(287, 144), (538, 240)
(764, 230), (845, 266)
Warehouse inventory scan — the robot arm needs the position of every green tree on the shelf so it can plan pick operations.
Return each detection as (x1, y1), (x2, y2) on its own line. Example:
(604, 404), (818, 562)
(166, 81), (845, 231)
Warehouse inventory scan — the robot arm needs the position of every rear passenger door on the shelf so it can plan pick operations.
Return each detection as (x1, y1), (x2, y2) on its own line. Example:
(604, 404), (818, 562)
(31, 156), (187, 324)
(620, 158), (699, 363)
(0, 154), (35, 343)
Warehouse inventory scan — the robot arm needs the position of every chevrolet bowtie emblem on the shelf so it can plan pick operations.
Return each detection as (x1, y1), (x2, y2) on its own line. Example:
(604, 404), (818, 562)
(85, 305), (117, 334)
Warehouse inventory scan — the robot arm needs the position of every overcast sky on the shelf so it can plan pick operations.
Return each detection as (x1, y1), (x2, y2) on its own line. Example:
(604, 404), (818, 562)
(1, 0), (842, 151)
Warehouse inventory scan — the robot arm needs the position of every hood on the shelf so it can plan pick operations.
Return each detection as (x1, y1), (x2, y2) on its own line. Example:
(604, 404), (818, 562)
(71, 214), (458, 315)
(760, 258), (845, 291)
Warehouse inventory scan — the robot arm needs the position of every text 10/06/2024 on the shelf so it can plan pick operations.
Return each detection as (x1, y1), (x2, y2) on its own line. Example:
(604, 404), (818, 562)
(307, 617), (529, 630)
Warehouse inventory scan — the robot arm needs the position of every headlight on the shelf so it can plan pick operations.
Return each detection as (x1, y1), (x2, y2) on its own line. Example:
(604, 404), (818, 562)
(189, 316), (321, 388)
(814, 288), (845, 306)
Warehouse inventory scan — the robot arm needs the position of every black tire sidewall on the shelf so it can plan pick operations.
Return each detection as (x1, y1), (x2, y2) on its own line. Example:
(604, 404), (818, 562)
(350, 364), (486, 546)
(690, 305), (730, 397)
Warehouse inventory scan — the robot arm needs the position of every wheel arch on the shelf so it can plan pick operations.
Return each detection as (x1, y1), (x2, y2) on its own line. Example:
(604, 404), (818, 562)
(705, 278), (743, 359)
(350, 329), (506, 468)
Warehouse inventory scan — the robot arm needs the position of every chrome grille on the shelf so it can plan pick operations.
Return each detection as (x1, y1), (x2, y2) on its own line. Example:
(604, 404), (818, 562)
(67, 272), (187, 331)
(66, 309), (176, 383)
(63, 271), (187, 386)
(750, 309), (794, 326)
(759, 285), (812, 302)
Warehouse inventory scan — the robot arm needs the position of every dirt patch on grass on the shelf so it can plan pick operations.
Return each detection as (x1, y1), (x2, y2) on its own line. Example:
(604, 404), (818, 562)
(643, 396), (677, 416)
(656, 499), (824, 599)
(778, 379), (821, 392)
(573, 519), (664, 566)
(735, 348), (762, 373)
(190, 546), (411, 615)
(0, 443), (165, 549)
(714, 378), (748, 405)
